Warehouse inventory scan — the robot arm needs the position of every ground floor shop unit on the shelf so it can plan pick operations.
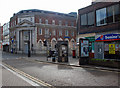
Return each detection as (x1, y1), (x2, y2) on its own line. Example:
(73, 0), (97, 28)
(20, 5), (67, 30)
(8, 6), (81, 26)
(95, 32), (120, 60)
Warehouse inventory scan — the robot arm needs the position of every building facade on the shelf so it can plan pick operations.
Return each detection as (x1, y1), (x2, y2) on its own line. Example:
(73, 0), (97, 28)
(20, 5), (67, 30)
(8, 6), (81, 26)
(9, 9), (77, 54)
(77, 2), (120, 59)
(3, 22), (10, 52)
(0, 26), (3, 50)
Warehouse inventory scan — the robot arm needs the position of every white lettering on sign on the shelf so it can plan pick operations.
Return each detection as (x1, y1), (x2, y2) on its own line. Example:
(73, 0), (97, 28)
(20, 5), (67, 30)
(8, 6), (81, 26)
(105, 35), (117, 39)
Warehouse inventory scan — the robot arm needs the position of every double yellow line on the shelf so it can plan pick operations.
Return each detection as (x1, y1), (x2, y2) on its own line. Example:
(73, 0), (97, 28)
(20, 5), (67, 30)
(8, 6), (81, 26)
(3, 62), (54, 88)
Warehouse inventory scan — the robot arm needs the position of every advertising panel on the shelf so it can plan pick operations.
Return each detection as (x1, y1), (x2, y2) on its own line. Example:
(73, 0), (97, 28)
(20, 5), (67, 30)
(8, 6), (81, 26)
(80, 39), (89, 57)
(109, 44), (115, 54)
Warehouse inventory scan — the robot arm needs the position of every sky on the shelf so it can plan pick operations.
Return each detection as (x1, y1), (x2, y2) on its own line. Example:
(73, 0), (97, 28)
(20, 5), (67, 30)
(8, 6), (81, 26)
(0, 0), (92, 25)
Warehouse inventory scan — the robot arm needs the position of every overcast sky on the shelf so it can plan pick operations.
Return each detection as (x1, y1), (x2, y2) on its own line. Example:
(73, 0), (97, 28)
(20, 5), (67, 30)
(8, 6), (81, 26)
(0, 0), (92, 25)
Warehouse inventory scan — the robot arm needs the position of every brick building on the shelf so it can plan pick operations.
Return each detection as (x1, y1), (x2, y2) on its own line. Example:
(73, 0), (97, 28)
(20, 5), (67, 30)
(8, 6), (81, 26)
(77, 2), (120, 59)
(9, 9), (77, 54)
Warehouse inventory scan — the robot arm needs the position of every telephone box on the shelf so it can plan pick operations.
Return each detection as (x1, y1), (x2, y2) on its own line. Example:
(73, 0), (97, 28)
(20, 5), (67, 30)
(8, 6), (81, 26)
(79, 39), (89, 65)
(57, 41), (68, 62)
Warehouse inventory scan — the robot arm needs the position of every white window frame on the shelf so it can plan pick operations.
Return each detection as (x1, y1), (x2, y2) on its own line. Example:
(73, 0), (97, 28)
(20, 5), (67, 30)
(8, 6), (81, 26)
(45, 19), (48, 24)
(52, 30), (56, 36)
(39, 18), (42, 24)
(59, 30), (62, 36)
(52, 20), (55, 25)
(59, 20), (62, 26)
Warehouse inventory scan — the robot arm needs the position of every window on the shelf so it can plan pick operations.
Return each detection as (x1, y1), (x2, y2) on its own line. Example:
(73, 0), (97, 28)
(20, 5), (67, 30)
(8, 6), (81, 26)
(65, 21), (68, 26)
(96, 8), (107, 26)
(65, 30), (68, 36)
(52, 20), (55, 25)
(88, 12), (94, 26)
(52, 30), (56, 36)
(71, 22), (74, 27)
(30, 17), (32, 21)
(107, 5), (114, 23)
(39, 28), (42, 35)
(59, 30), (62, 36)
(59, 21), (62, 26)
(114, 4), (120, 22)
(71, 31), (74, 36)
(45, 29), (49, 35)
(45, 19), (48, 24)
(106, 4), (120, 24)
(39, 18), (42, 24)
(81, 14), (87, 27)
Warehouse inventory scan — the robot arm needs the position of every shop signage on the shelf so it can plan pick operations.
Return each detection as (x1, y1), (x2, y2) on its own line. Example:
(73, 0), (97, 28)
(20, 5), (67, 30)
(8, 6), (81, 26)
(109, 44), (115, 54)
(80, 39), (89, 57)
(96, 34), (120, 41)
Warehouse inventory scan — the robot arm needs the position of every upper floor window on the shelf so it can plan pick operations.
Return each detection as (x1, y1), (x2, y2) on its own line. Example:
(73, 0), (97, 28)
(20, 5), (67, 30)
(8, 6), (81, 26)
(65, 30), (68, 36)
(52, 20), (55, 25)
(39, 28), (42, 35)
(96, 8), (107, 26)
(59, 21), (62, 26)
(81, 14), (87, 27)
(30, 17), (33, 21)
(107, 4), (120, 23)
(45, 29), (49, 35)
(45, 19), (48, 24)
(39, 18), (42, 24)
(88, 12), (94, 27)
(71, 31), (74, 36)
(71, 22), (74, 27)
(52, 30), (56, 36)
(65, 21), (68, 26)
(59, 30), (62, 36)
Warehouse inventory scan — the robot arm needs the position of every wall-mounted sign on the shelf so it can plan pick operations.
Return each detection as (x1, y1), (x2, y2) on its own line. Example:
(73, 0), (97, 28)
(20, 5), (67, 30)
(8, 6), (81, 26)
(96, 34), (120, 42)
(79, 39), (89, 57)
(109, 44), (115, 54)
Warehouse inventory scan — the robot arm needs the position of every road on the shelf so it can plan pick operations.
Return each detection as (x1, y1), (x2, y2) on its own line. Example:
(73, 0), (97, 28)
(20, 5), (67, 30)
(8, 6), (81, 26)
(1, 51), (120, 87)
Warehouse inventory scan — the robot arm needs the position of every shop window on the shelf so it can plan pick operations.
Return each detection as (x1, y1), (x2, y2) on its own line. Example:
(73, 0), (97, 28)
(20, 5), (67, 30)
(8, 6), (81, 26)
(96, 8), (107, 26)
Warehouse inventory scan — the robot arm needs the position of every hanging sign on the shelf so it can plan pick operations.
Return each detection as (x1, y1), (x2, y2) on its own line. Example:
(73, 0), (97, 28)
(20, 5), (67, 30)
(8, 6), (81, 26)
(96, 34), (120, 41)
(109, 44), (115, 54)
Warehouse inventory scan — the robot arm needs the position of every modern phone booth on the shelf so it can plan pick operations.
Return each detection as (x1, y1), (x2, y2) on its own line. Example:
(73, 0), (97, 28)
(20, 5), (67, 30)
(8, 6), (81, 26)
(57, 41), (68, 62)
(79, 39), (89, 65)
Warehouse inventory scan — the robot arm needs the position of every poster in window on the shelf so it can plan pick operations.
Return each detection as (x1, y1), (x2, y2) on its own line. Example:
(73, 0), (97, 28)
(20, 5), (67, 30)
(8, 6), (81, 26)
(115, 44), (119, 51)
(109, 44), (115, 54)
(80, 40), (89, 57)
(104, 44), (109, 51)
(119, 44), (120, 51)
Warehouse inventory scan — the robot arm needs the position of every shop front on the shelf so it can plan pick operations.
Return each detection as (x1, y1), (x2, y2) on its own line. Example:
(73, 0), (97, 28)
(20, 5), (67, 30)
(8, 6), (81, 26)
(95, 33), (120, 60)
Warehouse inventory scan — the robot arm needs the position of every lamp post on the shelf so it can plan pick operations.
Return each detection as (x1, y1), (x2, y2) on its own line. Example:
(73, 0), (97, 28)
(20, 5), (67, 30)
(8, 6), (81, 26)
(28, 31), (31, 57)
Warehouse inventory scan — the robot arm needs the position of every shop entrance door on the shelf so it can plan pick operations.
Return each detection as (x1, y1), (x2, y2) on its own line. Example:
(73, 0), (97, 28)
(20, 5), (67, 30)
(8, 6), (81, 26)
(95, 42), (104, 59)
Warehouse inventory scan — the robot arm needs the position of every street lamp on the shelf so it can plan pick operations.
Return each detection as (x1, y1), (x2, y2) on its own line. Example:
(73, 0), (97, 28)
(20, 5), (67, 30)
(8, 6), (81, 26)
(28, 31), (31, 57)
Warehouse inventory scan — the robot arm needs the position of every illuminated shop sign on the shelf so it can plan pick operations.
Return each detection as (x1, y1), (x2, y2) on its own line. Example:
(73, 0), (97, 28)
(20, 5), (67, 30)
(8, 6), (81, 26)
(96, 34), (120, 41)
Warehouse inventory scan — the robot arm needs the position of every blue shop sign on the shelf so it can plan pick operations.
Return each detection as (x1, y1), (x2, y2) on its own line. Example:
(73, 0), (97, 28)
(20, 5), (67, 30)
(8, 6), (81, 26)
(96, 34), (120, 41)
(64, 36), (70, 38)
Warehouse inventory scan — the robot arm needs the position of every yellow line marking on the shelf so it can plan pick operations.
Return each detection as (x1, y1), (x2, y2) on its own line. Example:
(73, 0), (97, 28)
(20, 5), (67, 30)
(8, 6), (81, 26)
(3, 62), (54, 87)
